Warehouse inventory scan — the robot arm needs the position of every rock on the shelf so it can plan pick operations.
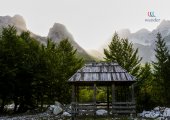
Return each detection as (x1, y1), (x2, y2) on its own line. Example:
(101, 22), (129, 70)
(154, 106), (160, 111)
(63, 104), (72, 113)
(160, 107), (166, 114)
(151, 112), (160, 119)
(157, 117), (165, 120)
(144, 112), (152, 118)
(55, 101), (63, 108)
(163, 108), (170, 117)
(96, 109), (108, 115)
(62, 112), (71, 117)
(48, 101), (63, 115)
(5, 103), (15, 110)
(140, 110), (150, 117)
(140, 110), (160, 119)
(53, 106), (63, 115)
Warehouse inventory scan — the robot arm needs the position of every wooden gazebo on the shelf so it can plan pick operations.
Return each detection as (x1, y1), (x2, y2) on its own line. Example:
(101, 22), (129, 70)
(68, 62), (136, 116)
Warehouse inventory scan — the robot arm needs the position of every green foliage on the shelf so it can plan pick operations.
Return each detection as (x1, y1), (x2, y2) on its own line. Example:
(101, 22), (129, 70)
(104, 33), (156, 111)
(54, 39), (84, 103)
(136, 63), (155, 111)
(79, 88), (94, 102)
(104, 33), (142, 76)
(152, 32), (170, 106)
(135, 32), (170, 110)
(0, 26), (84, 113)
(0, 26), (23, 112)
(96, 88), (107, 102)
(1, 26), (170, 114)
(162, 56), (170, 106)
(79, 87), (107, 103)
(152, 33), (169, 76)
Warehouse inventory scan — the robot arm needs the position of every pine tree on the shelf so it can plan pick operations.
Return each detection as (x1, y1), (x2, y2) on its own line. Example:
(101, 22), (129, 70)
(0, 26), (19, 112)
(55, 39), (84, 103)
(104, 33), (142, 76)
(152, 32), (169, 78)
(152, 32), (169, 105)
(136, 63), (155, 111)
(163, 56), (170, 106)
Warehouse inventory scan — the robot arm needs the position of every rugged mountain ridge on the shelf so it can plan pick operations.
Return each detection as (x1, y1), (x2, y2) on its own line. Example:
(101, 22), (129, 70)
(0, 15), (92, 61)
(117, 20), (170, 46)
(116, 20), (170, 62)
(98, 20), (170, 63)
(1, 15), (170, 63)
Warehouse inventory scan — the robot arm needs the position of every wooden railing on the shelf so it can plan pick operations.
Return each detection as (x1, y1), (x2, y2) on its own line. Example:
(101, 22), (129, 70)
(112, 102), (136, 114)
(71, 102), (96, 115)
(71, 101), (136, 115)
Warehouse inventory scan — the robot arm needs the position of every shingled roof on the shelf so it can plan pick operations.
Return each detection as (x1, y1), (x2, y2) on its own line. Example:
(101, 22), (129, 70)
(68, 62), (136, 84)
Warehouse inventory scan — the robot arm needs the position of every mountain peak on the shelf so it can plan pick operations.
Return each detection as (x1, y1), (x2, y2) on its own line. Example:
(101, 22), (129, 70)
(47, 23), (92, 61)
(48, 23), (73, 42)
(12, 15), (27, 31)
(135, 28), (150, 34)
(156, 20), (170, 30)
(0, 15), (27, 31)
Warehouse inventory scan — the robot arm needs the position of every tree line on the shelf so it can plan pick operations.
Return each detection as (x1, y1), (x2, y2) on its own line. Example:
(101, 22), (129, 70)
(0, 26), (84, 113)
(0, 25), (170, 114)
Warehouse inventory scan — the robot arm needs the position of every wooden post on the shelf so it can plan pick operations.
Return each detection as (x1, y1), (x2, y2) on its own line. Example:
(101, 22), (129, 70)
(93, 83), (96, 115)
(75, 86), (79, 103)
(107, 86), (110, 115)
(72, 85), (75, 103)
(131, 84), (136, 115)
(131, 85), (135, 102)
(112, 83), (115, 114)
(76, 86), (79, 115)
(71, 85), (76, 118)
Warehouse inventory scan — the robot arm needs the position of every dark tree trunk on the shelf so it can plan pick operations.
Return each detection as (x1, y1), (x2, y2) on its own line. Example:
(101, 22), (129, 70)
(17, 96), (26, 113)
(40, 95), (44, 112)
(13, 97), (18, 113)
(0, 97), (6, 113)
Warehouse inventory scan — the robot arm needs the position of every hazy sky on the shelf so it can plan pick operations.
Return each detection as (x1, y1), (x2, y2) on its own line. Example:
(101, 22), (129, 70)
(1, 0), (170, 50)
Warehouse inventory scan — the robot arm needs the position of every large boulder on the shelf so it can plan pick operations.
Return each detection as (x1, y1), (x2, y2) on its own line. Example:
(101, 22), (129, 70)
(96, 109), (108, 115)
(62, 112), (72, 117)
(48, 101), (63, 115)
(53, 106), (63, 115)
(154, 106), (160, 111)
(163, 108), (170, 117)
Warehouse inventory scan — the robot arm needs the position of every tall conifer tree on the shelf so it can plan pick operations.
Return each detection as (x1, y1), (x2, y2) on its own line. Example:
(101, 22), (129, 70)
(152, 32), (169, 105)
(104, 33), (142, 76)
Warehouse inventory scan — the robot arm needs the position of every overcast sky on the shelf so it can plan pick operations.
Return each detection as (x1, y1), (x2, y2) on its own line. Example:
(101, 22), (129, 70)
(1, 0), (170, 50)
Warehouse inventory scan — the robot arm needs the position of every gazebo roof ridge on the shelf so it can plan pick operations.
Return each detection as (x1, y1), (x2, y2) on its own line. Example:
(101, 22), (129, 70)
(84, 61), (119, 66)
(81, 62), (128, 73)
